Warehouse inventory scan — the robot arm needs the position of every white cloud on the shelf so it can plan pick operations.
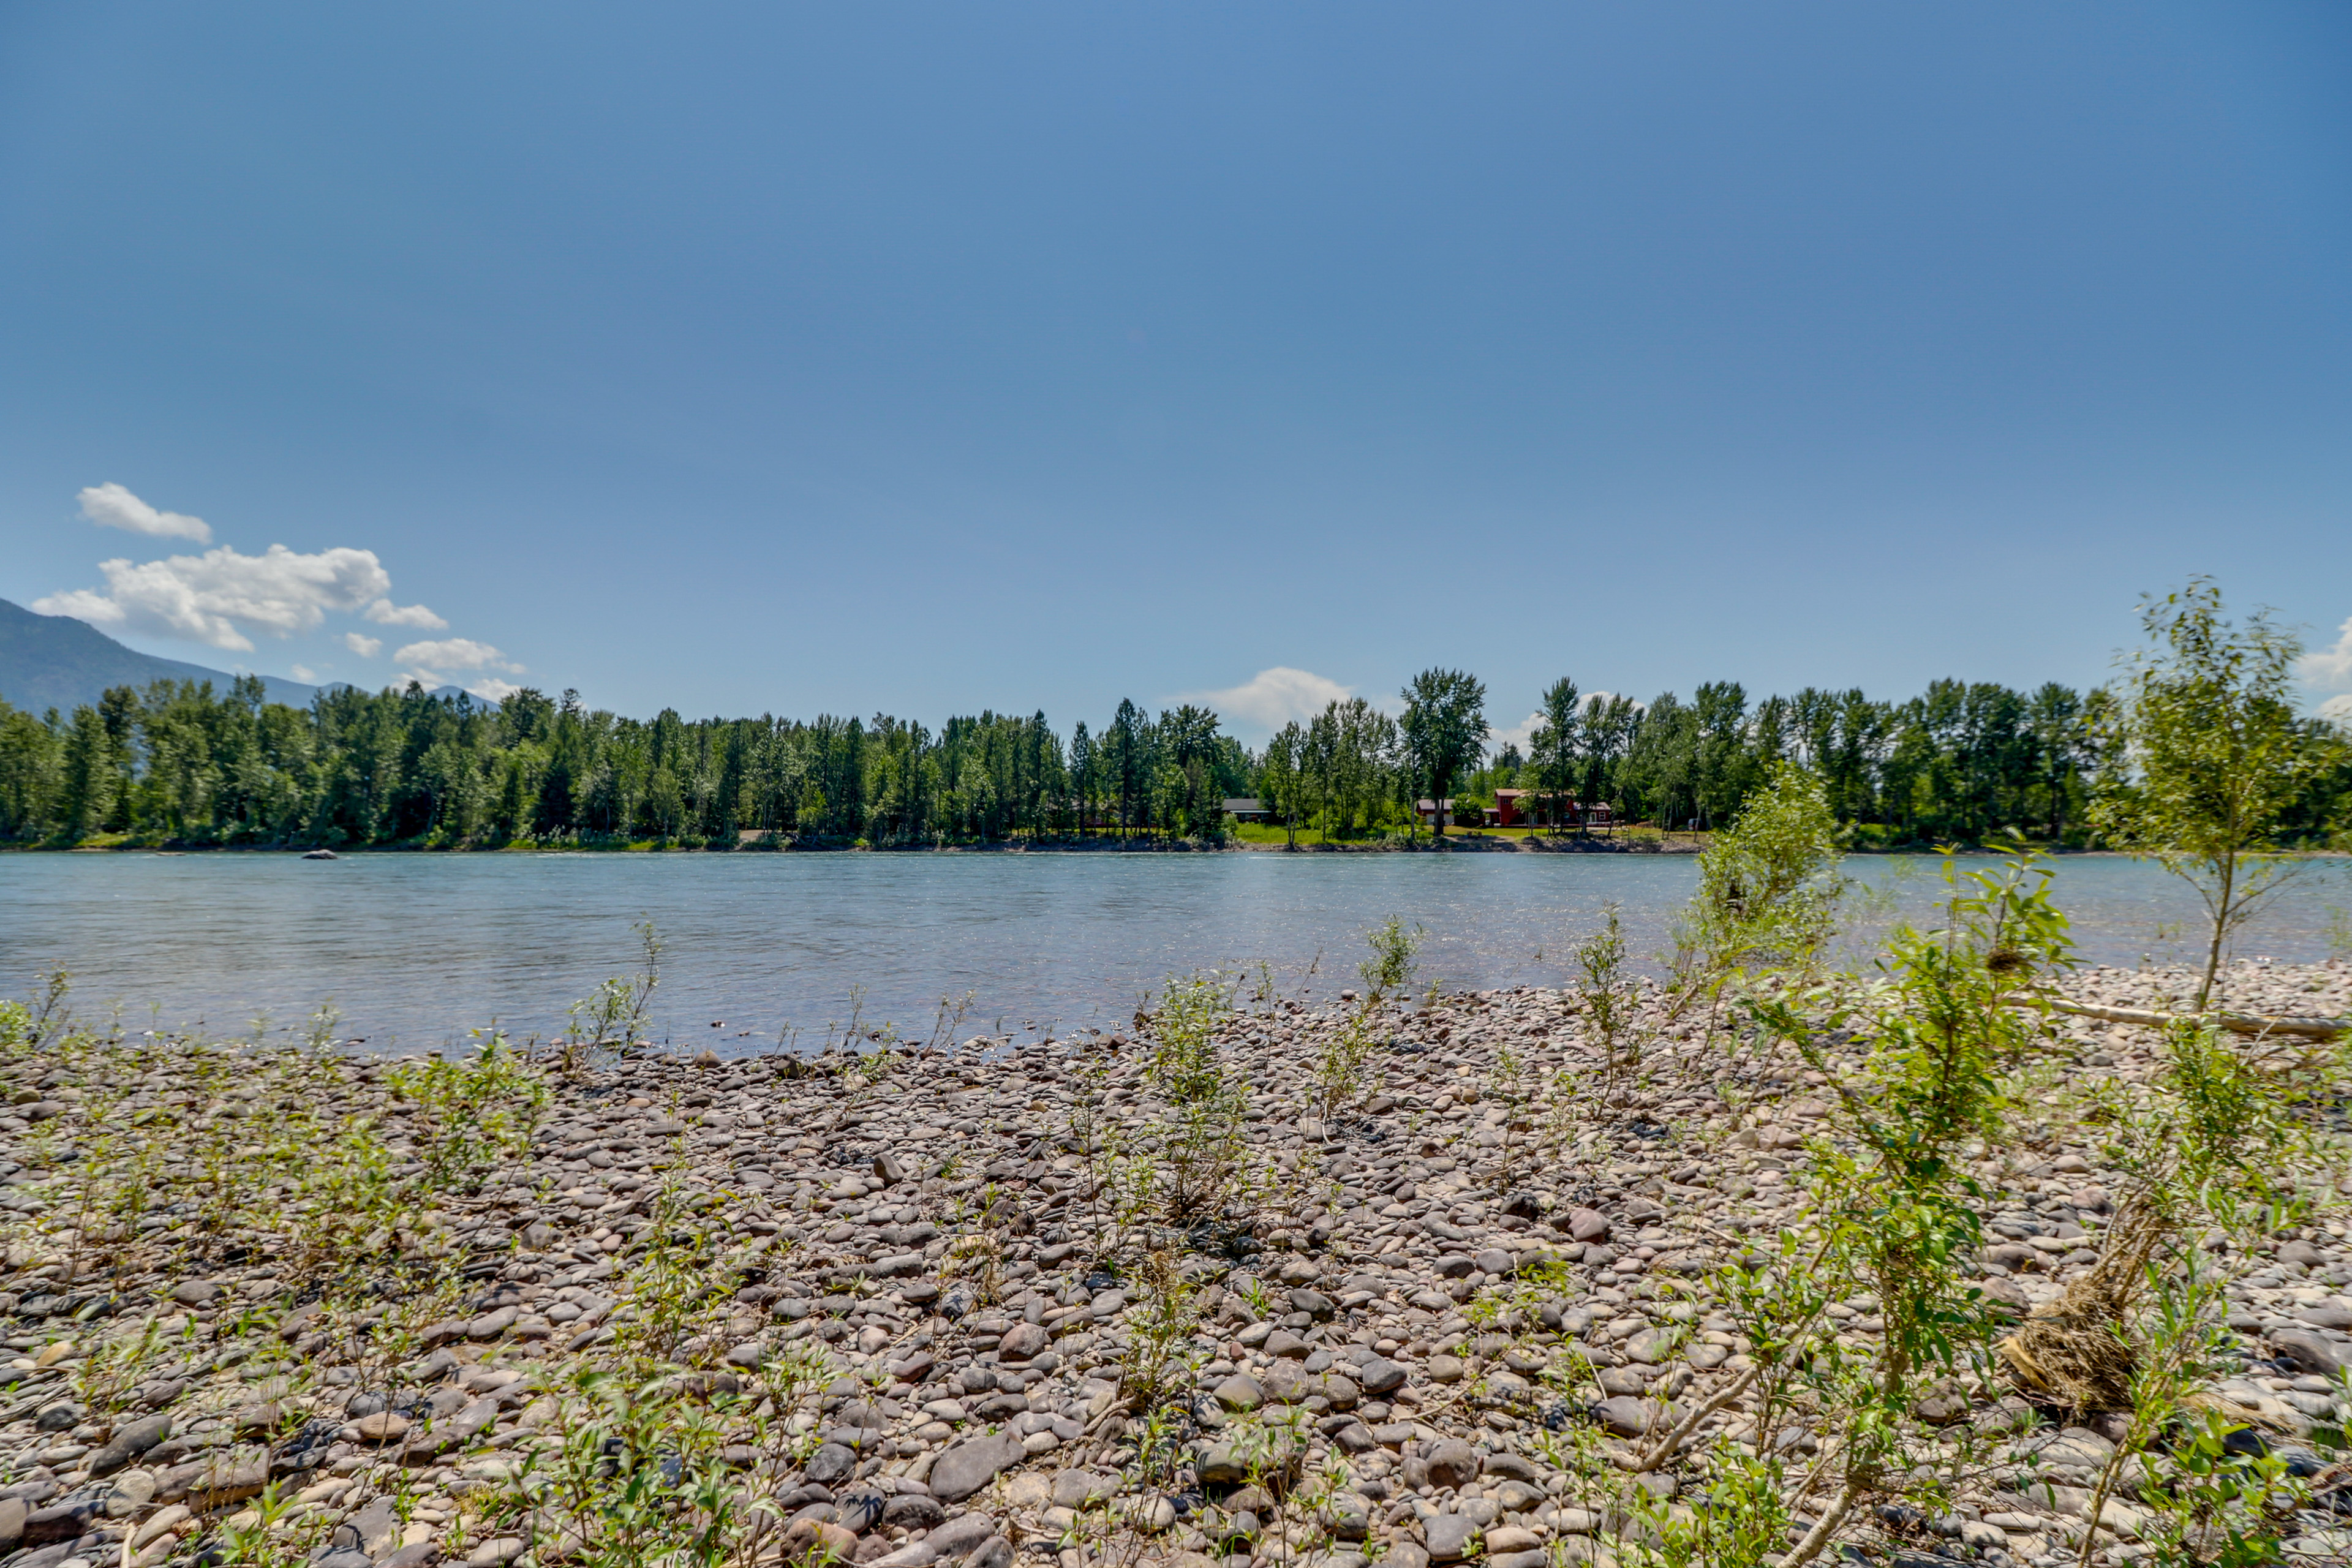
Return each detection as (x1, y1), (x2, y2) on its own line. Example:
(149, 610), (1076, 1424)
(38, 486), (521, 695)
(290, 664), (317, 682)
(396, 666), (521, 701)
(32, 543), (395, 652)
(2302, 616), (2352, 690)
(1179, 667), (1354, 731)
(393, 637), (522, 673)
(1491, 712), (1545, 753)
(29, 587), (130, 629)
(390, 641), (526, 699)
(2321, 693), (2352, 723)
(77, 483), (211, 543)
(364, 597), (447, 630)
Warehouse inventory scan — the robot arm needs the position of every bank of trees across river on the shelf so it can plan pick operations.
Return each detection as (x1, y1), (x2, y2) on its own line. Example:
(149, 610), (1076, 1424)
(1, 614), (2346, 853)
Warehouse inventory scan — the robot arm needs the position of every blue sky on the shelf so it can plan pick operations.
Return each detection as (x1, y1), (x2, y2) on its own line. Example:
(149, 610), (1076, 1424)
(4, 2), (2349, 741)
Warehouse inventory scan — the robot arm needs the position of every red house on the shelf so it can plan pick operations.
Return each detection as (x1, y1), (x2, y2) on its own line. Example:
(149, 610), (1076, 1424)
(1493, 790), (1613, 830)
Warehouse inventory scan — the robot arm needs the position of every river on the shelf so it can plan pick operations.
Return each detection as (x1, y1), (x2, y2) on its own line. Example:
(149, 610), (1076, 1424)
(0, 850), (2343, 1055)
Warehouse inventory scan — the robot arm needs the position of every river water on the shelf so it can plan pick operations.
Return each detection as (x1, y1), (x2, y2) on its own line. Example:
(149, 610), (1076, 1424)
(0, 851), (2343, 1055)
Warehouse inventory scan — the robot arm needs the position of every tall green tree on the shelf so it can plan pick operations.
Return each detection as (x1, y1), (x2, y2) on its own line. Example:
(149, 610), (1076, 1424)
(2025, 681), (2088, 842)
(2090, 578), (2315, 1010)
(1106, 699), (1150, 837)
(1400, 668), (1488, 841)
(1158, 704), (1227, 840)
(1578, 693), (1640, 829)
(1621, 691), (1697, 832)
(1257, 722), (1305, 848)
(1691, 680), (1750, 829)
(0, 703), (62, 840)
(1530, 677), (1579, 833)
(58, 704), (115, 841)
(1068, 721), (1097, 835)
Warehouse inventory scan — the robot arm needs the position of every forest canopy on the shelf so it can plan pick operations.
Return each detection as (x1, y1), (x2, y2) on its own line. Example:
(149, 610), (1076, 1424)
(0, 665), (2345, 851)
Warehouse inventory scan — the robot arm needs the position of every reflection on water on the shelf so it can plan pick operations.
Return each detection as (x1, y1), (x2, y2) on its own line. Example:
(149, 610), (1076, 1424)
(0, 851), (2342, 1054)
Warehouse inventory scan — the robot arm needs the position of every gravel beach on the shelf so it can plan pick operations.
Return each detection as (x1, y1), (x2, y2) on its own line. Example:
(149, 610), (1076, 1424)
(0, 957), (2346, 1568)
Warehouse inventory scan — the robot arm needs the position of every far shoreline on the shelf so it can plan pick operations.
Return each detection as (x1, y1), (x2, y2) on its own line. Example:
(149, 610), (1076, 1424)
(6, 837), (2319, 859)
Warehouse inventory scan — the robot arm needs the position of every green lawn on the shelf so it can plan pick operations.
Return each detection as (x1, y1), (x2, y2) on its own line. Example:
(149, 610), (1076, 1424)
(1226, 819), (1695, 849)
(1227, 821), (1404, 848)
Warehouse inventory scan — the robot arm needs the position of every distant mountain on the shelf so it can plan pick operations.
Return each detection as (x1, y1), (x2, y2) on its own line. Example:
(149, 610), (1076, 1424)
(0, 601), (500, 715)
(0, 598), (318, 714)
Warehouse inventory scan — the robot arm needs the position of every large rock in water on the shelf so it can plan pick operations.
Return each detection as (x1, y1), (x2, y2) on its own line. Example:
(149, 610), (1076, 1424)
(929, 1431), (1026, 1503)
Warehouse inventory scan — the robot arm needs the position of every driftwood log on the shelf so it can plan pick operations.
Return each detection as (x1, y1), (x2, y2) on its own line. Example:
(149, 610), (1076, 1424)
(2041, 997), (2345, 1042)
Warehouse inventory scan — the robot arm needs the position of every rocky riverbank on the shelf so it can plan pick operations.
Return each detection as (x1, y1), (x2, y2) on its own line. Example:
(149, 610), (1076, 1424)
(0, 959), (2346, 1568)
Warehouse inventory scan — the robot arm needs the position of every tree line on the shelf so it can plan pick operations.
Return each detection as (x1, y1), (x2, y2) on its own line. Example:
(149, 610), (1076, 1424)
(0, 680), (1254, 849)
(1, 631), (2345, 853)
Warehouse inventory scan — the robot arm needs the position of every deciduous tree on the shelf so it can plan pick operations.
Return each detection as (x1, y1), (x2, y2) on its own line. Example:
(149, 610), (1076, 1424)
(2090, 578), (2315, 1009)
(1400, 668), (1488, 841)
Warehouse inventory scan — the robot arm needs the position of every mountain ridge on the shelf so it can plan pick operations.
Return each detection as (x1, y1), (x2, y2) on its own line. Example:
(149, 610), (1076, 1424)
(0, 599), (492, 715)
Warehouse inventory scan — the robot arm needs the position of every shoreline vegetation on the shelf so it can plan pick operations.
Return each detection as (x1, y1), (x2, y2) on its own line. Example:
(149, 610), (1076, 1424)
(4, 580), (2346, 859)
(20, 834), (2352, 858)
(10, 829), (1708, 856)
(1, 815), (2350, 1568)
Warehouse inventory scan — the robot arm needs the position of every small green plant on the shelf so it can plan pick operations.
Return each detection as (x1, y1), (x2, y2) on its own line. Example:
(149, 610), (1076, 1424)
(1485, 1039), (1537, 1181)
(1095, 970), (1268, 1245)
(561, 918), (663, 1074)
(303, 997), (343, 1052)
(1111, 1249), (1207, 1418)
(608, 1177), (729, 1370)
(1670, 762), (1846, 1026)
(1626, 1444), (1793, 1568)
(1144, 971), (1238, 1104)
(1312, 1008), (1380, 1127)
(1574, 902), (1648, 1102)
(2136, 1408), (2309, 1566)
(2005, 1012), (2331, 1409)
(1746, 847), (2071, 1564)
(940, 1227), (1008, 1306)
(29, 966), (72, 1048)
(383, 1032), (550, 1196)
(1359, 916), (1423, 1006)
(926, 988), (976, 1050)
(2325, 904), (2352, 962)
(2066, 1257), (2236, 1568)
(514, 1365), (759, 1568)
(73, 1317), (167, 1434)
